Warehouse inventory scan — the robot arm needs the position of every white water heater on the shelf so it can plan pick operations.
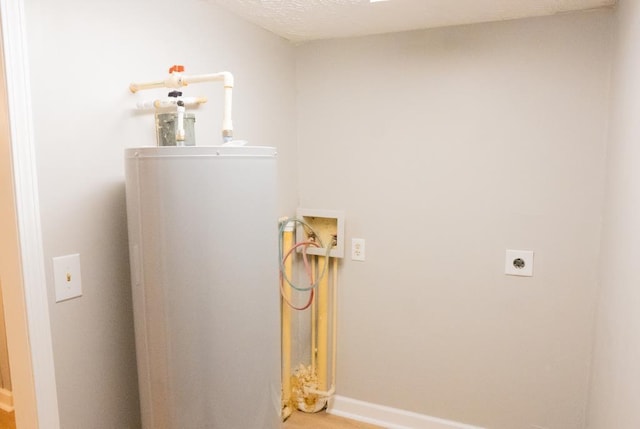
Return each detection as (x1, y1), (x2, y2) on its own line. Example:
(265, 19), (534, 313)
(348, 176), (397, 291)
(124, 146), (280, 429)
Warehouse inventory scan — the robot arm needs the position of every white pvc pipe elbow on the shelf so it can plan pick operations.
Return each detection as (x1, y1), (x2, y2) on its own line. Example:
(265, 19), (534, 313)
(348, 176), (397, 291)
(182, 72), (234, 142)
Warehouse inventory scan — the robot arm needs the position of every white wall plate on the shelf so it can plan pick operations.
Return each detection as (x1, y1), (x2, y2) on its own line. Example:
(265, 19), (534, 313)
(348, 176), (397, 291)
(505, 249), (534, 277)
(53, 254), (83, 302)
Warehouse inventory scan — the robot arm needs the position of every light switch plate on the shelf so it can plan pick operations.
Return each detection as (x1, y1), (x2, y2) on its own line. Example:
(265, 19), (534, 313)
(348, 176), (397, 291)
(505, 249), (534, 277)
(53, 253), (83, 302)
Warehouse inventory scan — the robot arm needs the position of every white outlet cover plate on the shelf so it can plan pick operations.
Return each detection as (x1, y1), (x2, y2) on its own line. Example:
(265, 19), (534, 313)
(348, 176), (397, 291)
(352, 238), (366, 261)
(53, 253), (83, 302)
(505, 249), (534, 277)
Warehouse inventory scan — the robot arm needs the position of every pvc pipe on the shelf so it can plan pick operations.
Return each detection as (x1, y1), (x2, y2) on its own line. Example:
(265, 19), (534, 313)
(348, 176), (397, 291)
(136, 97), (207, 110)
(129, 71), (234, 92)
(129, 79), (166, 93)
(305, 385), (335, 398)
(130, 70), (234, 142)
(281, 223), (294, 420)
(331, 256), (338, 392)
(311, 257), (317, 374)
(181, 72), (234, 142)
(176, 103), (185, 144)
(304, 256), (338, 399)
(317, 255), (329, 393)
(222, 86), (233, 142)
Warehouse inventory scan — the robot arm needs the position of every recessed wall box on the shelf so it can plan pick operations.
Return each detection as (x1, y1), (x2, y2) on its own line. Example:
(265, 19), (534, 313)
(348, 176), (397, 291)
(296, 208), (345, 258)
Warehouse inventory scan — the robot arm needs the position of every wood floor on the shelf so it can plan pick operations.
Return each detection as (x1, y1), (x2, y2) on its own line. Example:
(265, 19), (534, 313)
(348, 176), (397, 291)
(0, 408), (373, 429)
(0, 410), (16, 429)
(283, 411), (382, 429)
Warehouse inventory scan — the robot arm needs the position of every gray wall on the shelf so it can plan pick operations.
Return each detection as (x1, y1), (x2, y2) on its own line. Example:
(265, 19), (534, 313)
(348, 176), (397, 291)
(21, 1), (629, 428)
(588, 0), (640, 427)
(23, 0), (297, 427)
(296, 11), (612, 429)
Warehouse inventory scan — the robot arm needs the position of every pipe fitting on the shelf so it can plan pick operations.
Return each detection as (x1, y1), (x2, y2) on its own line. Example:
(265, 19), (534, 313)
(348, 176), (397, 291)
(130, 68), (235, 144)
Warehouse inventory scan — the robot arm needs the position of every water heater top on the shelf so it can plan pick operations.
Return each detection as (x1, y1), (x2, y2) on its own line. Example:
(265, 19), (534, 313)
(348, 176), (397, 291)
(125, 145), (277, 159)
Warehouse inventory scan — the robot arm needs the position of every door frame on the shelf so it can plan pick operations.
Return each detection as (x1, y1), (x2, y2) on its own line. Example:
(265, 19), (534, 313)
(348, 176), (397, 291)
(0, 1), (60, 427)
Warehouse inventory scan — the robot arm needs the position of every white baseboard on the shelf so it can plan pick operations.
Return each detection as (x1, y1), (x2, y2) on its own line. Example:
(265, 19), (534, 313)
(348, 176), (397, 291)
(327, 395), (485, 429)
(0, 388), (14, 412)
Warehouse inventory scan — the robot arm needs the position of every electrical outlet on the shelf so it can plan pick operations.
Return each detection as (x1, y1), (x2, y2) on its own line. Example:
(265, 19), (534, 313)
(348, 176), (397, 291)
(505, 249), (534, 277)
(53, 253), (83, 302)
(352, 238), (365, 261)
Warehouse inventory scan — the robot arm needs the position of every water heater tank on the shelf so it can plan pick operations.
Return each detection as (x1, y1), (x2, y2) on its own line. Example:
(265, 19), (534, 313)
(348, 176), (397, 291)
(124, 146), (280, 429)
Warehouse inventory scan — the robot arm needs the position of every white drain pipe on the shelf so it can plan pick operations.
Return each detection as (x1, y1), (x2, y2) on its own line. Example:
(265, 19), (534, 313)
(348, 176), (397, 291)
(304, 255), (338, 400)
(130, 67), (235, 143)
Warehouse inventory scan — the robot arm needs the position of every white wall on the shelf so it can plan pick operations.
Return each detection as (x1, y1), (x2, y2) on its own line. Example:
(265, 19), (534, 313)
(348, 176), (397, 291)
(23, 0), (297, 427)
(19, 1), (626, 427)
(296, 11), (612, 429)
(587, 0), (640, 427)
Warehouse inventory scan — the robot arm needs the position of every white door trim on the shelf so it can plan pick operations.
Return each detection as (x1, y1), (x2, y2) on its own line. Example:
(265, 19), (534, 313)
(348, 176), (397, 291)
(0, 1), (60, 428)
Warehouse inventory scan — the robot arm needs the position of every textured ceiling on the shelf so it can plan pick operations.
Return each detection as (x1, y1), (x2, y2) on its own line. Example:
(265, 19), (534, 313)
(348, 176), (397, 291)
(210, 0), (616, 43)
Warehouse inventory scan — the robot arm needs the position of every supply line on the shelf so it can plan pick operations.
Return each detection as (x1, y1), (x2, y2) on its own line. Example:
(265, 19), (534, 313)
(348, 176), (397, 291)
(278, 218), (333, 292)
(280, 241), (318, 310)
